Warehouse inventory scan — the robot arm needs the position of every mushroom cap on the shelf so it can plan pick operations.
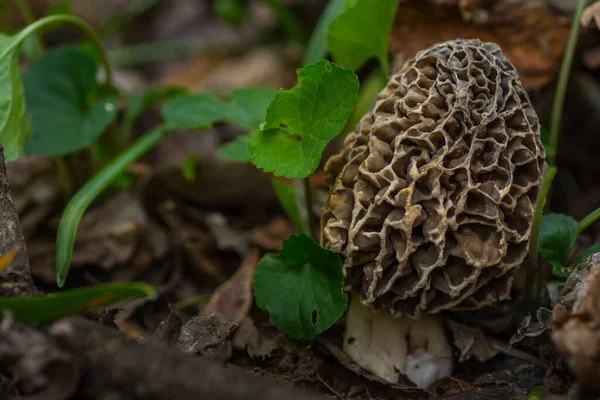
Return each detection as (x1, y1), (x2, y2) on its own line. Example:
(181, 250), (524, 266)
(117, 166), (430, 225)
(321, 39), (546, 318)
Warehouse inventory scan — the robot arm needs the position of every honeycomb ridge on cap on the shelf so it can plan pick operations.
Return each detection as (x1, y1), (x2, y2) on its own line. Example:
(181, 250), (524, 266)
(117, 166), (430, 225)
(321, 38), (546, 318)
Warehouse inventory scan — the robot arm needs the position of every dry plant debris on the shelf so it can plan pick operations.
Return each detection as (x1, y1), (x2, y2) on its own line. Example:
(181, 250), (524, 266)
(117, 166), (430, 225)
(389, 0), (570, 90)
(322, 38), (546, 318)
(552, 253), (600, 391)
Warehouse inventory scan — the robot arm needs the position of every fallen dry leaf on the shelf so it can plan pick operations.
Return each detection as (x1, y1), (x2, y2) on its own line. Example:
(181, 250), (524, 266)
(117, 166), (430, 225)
(510, 308), (553, 349)
(161, 47), (296, 92)
(232, 317), (298, 359)
(250, 218), (295, 251)
(28, 191), (168, 283)
(582, 1), (600, 29)
(390, 0), (570, 90)
(201, 249), (260, 324)
(552, 253), (600, 390)
(446, 320), (499, 363)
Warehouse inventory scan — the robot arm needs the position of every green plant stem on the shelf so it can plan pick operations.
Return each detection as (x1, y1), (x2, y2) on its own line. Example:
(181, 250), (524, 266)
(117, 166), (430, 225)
(304, 178), (315, 239)
(380, 54), (390, 86)
(12, 0), (36, 23)
(174, 294), (211, 310)
(3, 14), (112, 88)
(527, 166), (557, 314)
(107, 38), (223, 67)
(11, 0), (44, 59)
(578, 206), (600, 234)
(261, 0), (308, 45)
(548, 0), (586, 166)
(55, 126), (169, 287)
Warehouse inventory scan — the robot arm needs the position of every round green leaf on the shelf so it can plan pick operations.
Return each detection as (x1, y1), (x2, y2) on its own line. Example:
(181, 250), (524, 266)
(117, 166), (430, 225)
(23, 46), (118, 157)
(0, 34), (30, 162)
(253, 234), (348, 340)
(538, 213), (579, 270)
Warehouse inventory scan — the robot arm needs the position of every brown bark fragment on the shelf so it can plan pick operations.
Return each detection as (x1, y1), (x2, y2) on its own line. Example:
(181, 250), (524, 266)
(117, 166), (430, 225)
(0, 146), (36, 296)
(0, 315), (329, 400)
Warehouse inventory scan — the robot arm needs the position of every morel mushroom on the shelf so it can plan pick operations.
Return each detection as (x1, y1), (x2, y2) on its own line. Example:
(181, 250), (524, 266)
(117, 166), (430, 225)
(321, 39), (546, 387)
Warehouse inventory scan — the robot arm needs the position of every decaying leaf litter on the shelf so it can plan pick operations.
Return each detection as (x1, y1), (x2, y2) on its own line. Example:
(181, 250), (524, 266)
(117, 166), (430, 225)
(1, 0), (600, 399)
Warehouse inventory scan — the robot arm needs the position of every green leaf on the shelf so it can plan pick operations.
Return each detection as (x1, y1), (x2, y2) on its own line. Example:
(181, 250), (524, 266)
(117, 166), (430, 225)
(124, 87), (185, 132)
(540, 126), (555, 159)
(23, 46), (119, 157)
(218, 134), (251, 162)
(213, 0), (249, 25)
(538, 213), (579, 276)
(271, 179), (309, 235)
(248, 60), (359, 178)
(0, 282), (157, 325)
(327, 0), (400, 72)
(0, 33), (30, 162)
(302, 0), (347, 66)
(527, 386), (544, 400)
(56, 126), (169, 287)
(344, 68), (383, 133)
(569, 242), (600, 270)
(181, 154), (198, 182)
(253, 234), (348, 340)
(45, 1), (72, 16)
(162, 87), (278, 131)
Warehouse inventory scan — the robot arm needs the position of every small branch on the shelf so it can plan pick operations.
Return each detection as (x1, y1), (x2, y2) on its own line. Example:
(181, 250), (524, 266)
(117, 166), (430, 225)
(11, 0), (44, 59)
(0, 315), (329, 400)
(488, 340), (546, 368)
(6, 15), (113, 87)
(0, 146), (37, 296)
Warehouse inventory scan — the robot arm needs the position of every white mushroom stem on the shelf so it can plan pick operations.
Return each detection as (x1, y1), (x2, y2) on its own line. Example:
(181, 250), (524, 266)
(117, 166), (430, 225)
(344, 295), (453, 388)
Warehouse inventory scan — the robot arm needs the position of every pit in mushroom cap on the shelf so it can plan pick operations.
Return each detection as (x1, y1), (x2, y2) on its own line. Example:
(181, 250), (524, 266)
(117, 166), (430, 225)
(321, 38), (546, 318)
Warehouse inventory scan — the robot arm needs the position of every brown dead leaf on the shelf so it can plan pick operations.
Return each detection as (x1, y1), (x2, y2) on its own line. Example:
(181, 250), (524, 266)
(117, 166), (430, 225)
(201, 249), (260, 324)
(28, 191), (168, 283)
(0, 312), (79, 400)
(390, 0), (570, 90)
(510, 308), (553, 349)
(446, 320), (499, 363)
(552, 253), (600, 390)
(161, 47), (296, 92)
(250, 218), (295, 251)
(232, 317), (299, 359)
(159, 203), (230, 284)
(582, 1), (600, 29)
